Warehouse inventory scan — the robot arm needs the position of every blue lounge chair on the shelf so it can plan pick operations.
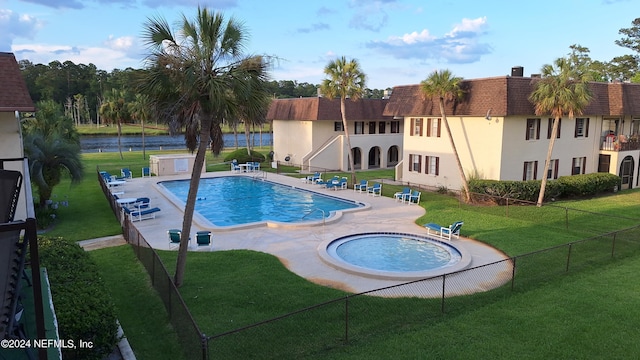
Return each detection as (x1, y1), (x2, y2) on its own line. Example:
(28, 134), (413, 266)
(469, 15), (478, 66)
(423, 221), (463, 240)
(128, 207), (161, 222)
(354, 179), (368, 192)
(196, 230), (212, 248)
(142, 167), (151, 177)
(306, 172), (321, 183)
(135, 197), (150, 209)
(394, 187), (411, 202)
(367, 183), (382, 197)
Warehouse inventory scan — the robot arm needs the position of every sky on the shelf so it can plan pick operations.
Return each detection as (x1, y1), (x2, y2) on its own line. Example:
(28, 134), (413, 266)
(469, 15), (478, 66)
(0, 0), (637, 89)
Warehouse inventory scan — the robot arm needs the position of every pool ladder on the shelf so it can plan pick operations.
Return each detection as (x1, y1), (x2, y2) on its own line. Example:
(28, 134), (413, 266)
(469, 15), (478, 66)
(301, 208), (326, 225)
(252, 170), (267, 180)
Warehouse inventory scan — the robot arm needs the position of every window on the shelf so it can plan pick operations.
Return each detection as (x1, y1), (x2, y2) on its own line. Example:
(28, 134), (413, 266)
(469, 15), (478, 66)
(523, 161), (538, 180)
(379, 121), (386, 134)
(410, 118), (423, 136)
(526, 118), (540, 140)
(354, 121), (364, 134)
(390, 121), (400, 133)
(368, 122), (376, 134)
(426, 118), (441, 137)
(334, 121), (344, 131)
(409, 154), (422, 172)
(426, 156), (439, 175)
(575, 118), (589, 138)
(632, 119), (640, 136)
(547, 159), (559, 179)
(547, 118), (561, 139)
(572, 157), (586, 175)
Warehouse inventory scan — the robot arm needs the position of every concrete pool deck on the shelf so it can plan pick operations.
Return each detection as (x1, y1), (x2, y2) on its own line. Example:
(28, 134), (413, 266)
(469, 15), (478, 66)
(117, 171), (512, 297)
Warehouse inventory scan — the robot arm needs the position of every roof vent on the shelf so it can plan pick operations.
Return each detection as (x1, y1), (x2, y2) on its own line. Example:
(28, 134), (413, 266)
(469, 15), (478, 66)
(511, 66), (524, 77)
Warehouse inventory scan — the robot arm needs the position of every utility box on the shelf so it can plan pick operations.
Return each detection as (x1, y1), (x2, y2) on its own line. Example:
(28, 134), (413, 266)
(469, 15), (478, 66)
(149, 154), (204, 176)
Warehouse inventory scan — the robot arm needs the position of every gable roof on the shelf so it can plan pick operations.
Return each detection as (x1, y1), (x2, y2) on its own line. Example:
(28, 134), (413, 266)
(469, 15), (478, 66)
(383, 76), (640, 117)
(0, 52), (34, 112)
(266, 97), (391, 121)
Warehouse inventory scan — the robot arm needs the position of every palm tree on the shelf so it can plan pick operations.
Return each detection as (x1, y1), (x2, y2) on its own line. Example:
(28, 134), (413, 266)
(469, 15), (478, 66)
(22, 101), (83, 209)
(141, 7), (270, 287)
(99, 88), (130, 160)
(529, 57), (593, 207)
(420, 70), (470, 202)
(320, 56), (366, 184)
(129, 93), (152, 159)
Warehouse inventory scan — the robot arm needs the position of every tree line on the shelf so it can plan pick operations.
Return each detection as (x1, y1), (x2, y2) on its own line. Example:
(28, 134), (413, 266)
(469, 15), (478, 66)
(18, 60), (390, 127)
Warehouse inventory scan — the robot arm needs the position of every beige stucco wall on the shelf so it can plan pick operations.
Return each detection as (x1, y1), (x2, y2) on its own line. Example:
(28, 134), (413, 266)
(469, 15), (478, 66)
(401, 116), (504, 191)
(272, 119), (314, 165)
(0, 111), (29, 220)
(274, 118), (404, 172)
(400, 113), (636, 191)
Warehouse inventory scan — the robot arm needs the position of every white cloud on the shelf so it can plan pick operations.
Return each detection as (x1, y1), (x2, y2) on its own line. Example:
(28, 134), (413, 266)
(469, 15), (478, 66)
(0, 9), (43, 51)
(366, 17), (491, 64)
(12, 43), (141, 70)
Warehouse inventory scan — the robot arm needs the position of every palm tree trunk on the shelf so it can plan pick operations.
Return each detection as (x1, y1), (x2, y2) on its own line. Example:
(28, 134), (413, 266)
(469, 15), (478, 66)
(537, 116), (560, 207)
(117, 119), (123, 160)
(438, 99), (471, 203)
(341, 99), (357, 184)
(244, 121), (251, 156)
(174, 116), (211, 287)
(142, 118), (146, 160)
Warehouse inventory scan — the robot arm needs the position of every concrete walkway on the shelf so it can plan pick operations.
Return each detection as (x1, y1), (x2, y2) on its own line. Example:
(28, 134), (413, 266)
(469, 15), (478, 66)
(111, 171), (512, 297)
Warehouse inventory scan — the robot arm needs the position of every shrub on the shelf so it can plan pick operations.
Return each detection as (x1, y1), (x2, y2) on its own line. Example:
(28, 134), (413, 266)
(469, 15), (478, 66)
(468, 173), (619, 203)
(223, 148), (265, 163)
(37, 237), (118, 360)
(557, 173), (621, 197)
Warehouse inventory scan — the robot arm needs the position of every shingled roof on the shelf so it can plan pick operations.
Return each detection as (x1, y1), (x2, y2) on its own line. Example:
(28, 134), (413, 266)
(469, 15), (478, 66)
(383, 76), (640, 117)
(0, 52), (34, 112)
(266, 97), (391, 121)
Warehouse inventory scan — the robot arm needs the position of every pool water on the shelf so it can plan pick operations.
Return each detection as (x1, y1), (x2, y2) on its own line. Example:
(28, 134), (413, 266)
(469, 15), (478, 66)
(326, 233), (462, 273)
(159, 176), (362, 227)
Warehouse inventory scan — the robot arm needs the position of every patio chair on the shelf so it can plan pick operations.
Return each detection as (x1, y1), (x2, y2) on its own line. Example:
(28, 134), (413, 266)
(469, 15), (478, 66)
(230, 159), (241, 173)
(306, 172), (321, 184)
(393, 187), (411, 203)
(354, 179), (368, 192)
(121, 168), (133, 179)
(196, 230), (212, 248)
(168, 229), (182, 249)
(423, 221), (464, 240)
(141, 167), (151, 178)
(408, 190), (421, 205)
(367, 183), (382, 197)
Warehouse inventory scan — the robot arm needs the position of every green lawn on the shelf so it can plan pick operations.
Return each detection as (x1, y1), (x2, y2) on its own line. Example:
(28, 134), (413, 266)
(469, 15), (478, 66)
(44, 149), (640, 359)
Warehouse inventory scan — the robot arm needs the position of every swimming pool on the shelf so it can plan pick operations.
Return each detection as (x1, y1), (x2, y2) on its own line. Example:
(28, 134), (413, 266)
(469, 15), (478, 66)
(158, 176), (364, 227)
(319, 232), (472, 280)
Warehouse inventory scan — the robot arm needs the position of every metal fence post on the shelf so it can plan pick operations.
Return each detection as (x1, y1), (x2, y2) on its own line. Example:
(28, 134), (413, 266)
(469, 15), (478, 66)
(566, 243), (573, 273)
(511, 257), (517, 291)
(441, 274), (446, 313)
(345, 296), (349, 343)
(611, 231), (617, 258)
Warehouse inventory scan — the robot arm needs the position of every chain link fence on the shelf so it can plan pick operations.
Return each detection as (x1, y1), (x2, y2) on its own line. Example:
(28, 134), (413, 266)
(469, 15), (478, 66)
(98, 168), (640, 359)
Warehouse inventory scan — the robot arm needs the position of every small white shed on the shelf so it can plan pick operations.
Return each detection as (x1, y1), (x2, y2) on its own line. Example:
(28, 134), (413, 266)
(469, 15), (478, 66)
(149, 154), (205, 176)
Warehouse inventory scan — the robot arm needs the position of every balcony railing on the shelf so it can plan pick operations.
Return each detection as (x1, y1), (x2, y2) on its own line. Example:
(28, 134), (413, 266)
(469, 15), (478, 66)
(600, 135), (640, 152)
(0, 157), (35, 219)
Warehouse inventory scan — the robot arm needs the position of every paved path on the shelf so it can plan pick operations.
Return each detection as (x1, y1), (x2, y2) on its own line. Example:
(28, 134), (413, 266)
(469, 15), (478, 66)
(113, 171), (512, 297)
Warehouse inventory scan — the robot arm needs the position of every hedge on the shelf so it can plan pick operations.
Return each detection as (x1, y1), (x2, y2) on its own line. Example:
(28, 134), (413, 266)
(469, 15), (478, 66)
(469, 173), (621, 203)
(37, 237), (118, 360)
(223, 148), (266, 163)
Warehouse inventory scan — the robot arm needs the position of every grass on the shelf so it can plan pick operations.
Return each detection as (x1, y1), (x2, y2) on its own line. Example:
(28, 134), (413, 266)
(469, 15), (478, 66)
(45, 149), (640, 359)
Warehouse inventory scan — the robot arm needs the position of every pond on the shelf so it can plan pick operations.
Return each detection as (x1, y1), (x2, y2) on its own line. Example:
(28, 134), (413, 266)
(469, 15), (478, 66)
(80, 133), (272, 153)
